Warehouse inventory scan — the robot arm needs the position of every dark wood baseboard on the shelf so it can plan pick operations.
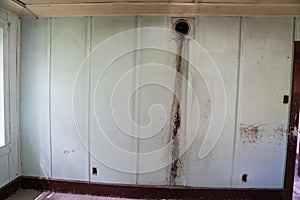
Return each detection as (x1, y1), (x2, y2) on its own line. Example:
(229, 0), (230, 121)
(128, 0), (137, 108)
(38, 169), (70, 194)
(21, 176), (285, 200)
(0, 177), (21, 200)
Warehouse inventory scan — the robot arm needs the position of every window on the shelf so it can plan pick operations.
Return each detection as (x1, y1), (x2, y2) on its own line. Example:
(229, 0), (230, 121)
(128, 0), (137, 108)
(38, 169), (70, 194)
(0, 21), (8, 149)
(0, 26), (4, 148)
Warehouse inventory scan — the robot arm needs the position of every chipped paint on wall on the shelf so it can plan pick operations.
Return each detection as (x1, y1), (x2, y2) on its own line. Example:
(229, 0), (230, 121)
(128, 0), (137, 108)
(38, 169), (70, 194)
(240, 123), (287, 147)
(240, 124), (264, 145)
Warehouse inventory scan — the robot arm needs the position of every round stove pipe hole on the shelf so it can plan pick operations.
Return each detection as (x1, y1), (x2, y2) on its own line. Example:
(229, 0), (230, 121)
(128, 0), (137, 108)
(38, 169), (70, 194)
(174, 19), (191, 36)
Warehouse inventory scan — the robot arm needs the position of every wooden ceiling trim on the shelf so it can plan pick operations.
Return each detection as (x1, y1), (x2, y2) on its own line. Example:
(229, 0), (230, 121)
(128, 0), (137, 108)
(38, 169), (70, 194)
(20, 0), (300, 4)
(24, 3), (300, 17)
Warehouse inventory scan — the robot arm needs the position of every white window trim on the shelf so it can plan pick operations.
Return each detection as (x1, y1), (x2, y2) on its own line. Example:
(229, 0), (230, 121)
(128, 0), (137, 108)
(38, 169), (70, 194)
(0, 19), (11, 156)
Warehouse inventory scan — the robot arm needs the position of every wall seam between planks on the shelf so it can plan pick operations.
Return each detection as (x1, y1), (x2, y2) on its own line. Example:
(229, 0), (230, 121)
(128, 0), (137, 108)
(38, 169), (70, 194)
(48, 17), (53, 178)
(134, 16), (142, 185)
(230, 16), (243, 188)
(16, 18), (21, 177)
(7, 17), (11, 182)
(87, 16), (92, 182)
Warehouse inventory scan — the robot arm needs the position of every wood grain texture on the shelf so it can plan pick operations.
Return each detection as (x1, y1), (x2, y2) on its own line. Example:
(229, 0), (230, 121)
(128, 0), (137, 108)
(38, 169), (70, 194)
(27, 3), (300, 17)
(1, 1), (300, 17)
(6, 189), (135, 200)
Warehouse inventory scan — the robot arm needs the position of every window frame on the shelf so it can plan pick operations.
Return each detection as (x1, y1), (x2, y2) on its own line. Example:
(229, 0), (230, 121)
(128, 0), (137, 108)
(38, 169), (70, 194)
(0, 19), (11, 156)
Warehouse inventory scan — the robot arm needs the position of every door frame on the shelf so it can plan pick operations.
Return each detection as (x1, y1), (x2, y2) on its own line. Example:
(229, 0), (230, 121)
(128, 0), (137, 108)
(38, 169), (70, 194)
(284, 41), (300, 199)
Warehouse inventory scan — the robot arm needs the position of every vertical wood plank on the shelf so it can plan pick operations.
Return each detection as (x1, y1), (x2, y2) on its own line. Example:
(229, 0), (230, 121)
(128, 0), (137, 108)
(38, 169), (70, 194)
(20, 18), (51, 177)
(184, 16), (240, 187)
(136, 16), (175, 186)
(51, 17), (89, 181)
(232, 17), (293, 188)
(90, 16), (137, 184)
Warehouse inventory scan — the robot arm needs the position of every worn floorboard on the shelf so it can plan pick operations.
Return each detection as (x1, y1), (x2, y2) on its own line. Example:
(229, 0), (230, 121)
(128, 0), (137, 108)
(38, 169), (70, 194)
(5, 169), (300, 200)
(5, 189), (137, 200)
(294, 154), (300, 200)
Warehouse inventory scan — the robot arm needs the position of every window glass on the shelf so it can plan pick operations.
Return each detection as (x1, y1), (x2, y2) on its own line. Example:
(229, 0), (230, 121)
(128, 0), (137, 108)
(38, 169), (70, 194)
(0, 26), (5, 147)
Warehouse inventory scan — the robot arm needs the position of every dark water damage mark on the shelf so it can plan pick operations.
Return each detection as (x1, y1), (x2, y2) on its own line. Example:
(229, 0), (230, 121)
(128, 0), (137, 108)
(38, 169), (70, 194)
(169, 33), (188, 186)
(169, 100), (181, 186)
(240, 123), (288, 146)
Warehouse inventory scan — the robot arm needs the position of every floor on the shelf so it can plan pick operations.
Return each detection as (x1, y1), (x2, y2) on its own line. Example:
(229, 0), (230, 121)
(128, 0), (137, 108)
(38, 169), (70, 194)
(294, 155), (300, 200)
(5, 163), (300, 200)
(6, 189), (136, 200)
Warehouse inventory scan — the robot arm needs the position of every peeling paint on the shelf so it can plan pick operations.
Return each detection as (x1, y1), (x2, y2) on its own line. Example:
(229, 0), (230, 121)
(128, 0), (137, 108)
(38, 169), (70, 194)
(267, 125), (286, 146)
(240, 124), (264, 145)
(240, 123), (289, 147)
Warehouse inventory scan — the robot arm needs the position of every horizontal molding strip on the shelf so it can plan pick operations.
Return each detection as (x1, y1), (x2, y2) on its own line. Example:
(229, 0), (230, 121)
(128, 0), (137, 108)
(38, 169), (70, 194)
(22, 3), (300, 17)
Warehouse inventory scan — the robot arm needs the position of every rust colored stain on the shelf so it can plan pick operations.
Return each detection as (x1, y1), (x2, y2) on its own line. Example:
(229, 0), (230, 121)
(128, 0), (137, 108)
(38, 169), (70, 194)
(268, 125), (287, 146)
(168, 34), (188, 186)
(241, 123), (289, 146)
(240, 124), (263, 145)
(251, 126), (259, 135)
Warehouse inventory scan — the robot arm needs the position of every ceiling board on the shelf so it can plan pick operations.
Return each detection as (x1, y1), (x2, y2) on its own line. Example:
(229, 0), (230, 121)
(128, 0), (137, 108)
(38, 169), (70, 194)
(0, 1), (30, 17)
(27, 3), (300, 17)
(22, 0), (300, 4)
(0, 0), (300, 18)
(23, 0), (193, 4)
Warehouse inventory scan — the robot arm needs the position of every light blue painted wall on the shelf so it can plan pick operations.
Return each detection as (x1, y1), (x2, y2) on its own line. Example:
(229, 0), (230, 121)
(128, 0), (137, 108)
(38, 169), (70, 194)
(20, 16), (296, 188)
(20, 18), (51, 178)
(232, 17), (293, 188)
(0, 9), (20, 188)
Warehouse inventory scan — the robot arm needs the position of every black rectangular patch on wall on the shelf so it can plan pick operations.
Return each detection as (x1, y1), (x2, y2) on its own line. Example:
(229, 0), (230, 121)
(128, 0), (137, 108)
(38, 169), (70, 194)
(283, 95), (289, 104)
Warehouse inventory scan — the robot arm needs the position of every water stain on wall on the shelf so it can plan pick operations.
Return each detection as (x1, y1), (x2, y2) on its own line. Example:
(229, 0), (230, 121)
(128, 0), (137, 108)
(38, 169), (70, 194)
(168, 32), (189, 186)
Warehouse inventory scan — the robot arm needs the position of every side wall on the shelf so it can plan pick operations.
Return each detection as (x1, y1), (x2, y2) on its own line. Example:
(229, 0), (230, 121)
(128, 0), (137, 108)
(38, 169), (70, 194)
(0, 9), (20, 188)
(20, 16), (296, 188)
(296, 17), (300, 41)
